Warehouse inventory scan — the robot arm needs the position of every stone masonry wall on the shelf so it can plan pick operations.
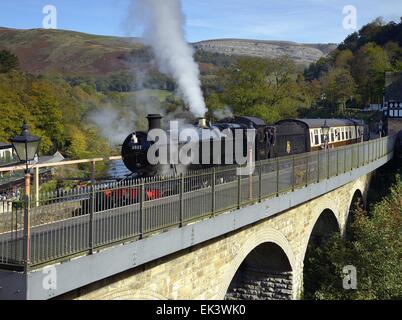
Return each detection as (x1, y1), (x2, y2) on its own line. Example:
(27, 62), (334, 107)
(226, 269), (293, 300)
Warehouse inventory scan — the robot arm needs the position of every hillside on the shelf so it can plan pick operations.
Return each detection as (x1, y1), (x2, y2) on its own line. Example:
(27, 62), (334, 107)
(0, 27), (142, 76)
(193, 39), (336, 66)
(0, 28), (334, 77)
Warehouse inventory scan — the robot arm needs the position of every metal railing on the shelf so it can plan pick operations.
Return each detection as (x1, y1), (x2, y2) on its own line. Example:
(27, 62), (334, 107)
(0, 136), (396, 270)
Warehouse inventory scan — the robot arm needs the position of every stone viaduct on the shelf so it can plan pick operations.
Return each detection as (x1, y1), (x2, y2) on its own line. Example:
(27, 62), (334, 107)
(62, 174), (370, 300)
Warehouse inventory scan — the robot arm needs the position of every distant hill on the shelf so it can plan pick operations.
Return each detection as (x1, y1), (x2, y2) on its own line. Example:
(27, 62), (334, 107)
(193, 39), (337, 66)
(0, 27), (336, 76)
(0, 27), (143, 76)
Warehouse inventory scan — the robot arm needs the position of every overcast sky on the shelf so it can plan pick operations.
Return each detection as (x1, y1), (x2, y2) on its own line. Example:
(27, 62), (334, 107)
(0, 0), (401, 43)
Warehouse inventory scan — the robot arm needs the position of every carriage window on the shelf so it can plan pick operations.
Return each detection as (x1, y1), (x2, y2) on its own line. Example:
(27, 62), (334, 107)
(331, 129), (335, 142)
(345, 129), (349, 140)
(341, 128), (345, 140)
(314, 129), (320, 145)
(311, 132), (314, 145)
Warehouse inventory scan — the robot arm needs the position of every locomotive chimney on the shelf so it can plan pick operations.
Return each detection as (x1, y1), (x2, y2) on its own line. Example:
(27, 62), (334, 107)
(198, 117), (207, 129)
(147, 114), (162, 131)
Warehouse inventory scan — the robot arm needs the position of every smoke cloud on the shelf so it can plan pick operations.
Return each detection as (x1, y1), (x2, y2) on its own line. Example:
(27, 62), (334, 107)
(127, 0), (207, 117)
(88, 107), (136, 146)
(213, 106), (234, 120)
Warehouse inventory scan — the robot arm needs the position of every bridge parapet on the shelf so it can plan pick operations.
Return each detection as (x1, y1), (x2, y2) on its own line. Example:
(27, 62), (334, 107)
(0, 136), (396, 299)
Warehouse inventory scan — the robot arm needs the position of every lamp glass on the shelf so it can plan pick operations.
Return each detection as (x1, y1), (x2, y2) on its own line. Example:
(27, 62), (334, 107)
(11, 125), (41, 163)
(322, 125), (330, 136)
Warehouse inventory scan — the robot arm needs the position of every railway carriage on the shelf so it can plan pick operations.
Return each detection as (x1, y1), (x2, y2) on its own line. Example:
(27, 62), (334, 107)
(274, 119), (367, 155)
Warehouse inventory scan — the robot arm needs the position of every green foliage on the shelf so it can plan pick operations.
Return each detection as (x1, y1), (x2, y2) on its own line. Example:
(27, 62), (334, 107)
(305, 18), (402, 110)
(207, 56), (310, 123)
(0, 69), (111, 159)
(304, 176), (402, 300)
(0, 49), (19, 73)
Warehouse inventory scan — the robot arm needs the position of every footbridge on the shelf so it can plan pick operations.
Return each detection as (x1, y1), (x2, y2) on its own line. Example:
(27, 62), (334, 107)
(0, 136), (396, 300)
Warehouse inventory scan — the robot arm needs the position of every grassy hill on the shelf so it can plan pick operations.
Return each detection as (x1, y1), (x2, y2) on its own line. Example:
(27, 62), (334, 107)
(0, 27), (143, 76)
(0, 27), (335, 77)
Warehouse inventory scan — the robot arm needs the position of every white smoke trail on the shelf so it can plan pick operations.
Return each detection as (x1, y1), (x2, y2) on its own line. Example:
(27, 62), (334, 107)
(127, 0), (207, 117)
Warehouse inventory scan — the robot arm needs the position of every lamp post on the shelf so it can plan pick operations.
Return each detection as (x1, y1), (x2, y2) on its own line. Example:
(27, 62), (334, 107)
(11, 123), (41, 270)
(321, 120), (330, 179)
(321, 120), (330, 150)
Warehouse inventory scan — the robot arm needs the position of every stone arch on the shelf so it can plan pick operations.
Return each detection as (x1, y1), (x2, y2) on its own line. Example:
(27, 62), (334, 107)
(307, 209), (340, 246)
(300, 198), (340, 262)
(218, 227), (295, 300)
(303, 208), (341, 298)
(345, 189), (364, 238)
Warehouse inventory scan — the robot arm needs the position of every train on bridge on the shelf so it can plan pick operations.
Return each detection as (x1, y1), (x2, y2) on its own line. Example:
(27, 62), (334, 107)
(77, 114), (369, 211)
(122, 114), (369, 177)
(46, 113), (374, 215)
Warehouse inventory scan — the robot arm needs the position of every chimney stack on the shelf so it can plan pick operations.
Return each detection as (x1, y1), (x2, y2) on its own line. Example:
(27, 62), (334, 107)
(147, 114), (162, 131)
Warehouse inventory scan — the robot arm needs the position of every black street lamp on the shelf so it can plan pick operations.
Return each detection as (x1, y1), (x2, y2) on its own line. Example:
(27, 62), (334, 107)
(11, 123), (41, 269)
(11, 123), (41, 173)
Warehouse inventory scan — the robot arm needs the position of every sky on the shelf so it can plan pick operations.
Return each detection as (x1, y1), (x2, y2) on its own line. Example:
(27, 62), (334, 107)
(0, 0), (401, 44)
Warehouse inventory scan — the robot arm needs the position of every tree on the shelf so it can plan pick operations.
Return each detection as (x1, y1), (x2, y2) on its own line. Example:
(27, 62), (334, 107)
(351, 43), (391, 105)
(322, 67), (357, 112)
(304, 176), (402, 300)
(0, 49), (19, 73)
(213, 56), (304, 123)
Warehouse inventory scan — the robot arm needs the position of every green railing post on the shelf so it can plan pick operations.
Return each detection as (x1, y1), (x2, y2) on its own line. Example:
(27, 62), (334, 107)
(237, 174), (241, 209)
(292, 155), (295, 191)
(140, 181), (145, 238)
(357, 144), (360, 168)
(336, 148), (339, 176)
(276, 157), (280, 196)
(363, 141), (365, 165)
(258, 161), (262, 202)
(317, 151), (320, 183)
(179, 174), (184, 225)
(89, 184), (95, 254)
(305, 155), (309, 187)
(327, 149), (330, 179)
(211, 169), (216, 215)
(344, 147), (347, 173)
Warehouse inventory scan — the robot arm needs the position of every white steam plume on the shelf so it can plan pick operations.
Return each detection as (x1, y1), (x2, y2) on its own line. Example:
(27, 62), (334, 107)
(127, 0), (207, 117)
(88, 107), (135, 146)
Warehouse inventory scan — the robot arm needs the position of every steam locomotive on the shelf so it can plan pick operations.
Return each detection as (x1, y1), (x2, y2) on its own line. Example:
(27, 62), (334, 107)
(121, 114), (368, 177)
(79, 114), (368, 213)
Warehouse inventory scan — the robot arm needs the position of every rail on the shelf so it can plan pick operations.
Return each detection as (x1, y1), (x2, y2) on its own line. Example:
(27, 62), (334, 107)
(0, 136), (396, 271)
